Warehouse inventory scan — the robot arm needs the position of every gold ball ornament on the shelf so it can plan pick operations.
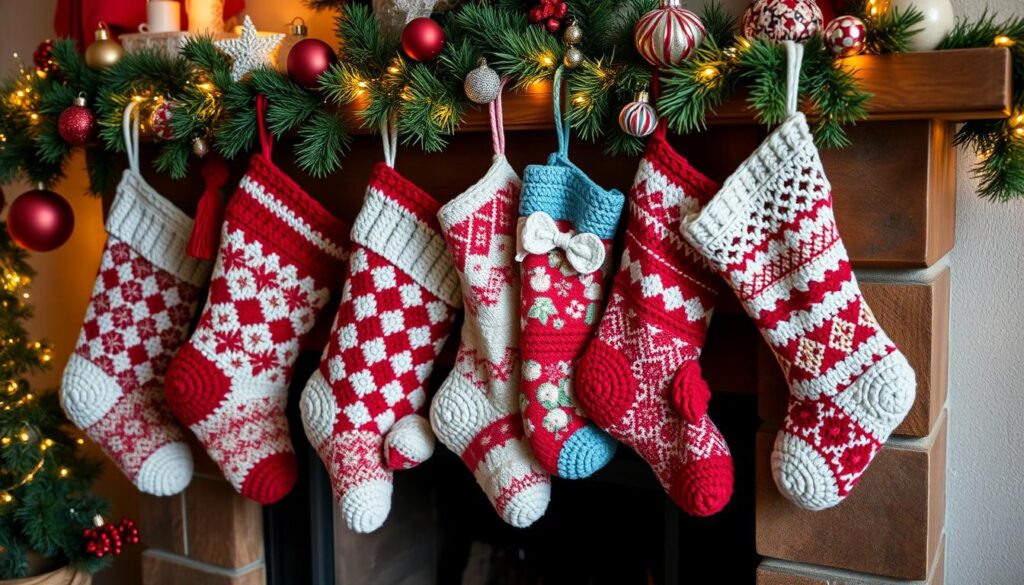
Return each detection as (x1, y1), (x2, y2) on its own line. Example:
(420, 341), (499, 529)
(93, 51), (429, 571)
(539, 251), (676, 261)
(84, 22), (124, 71)
(192, 137), (209, 158)
(563, 22), (583, 45)
(563, 46), (583, 69)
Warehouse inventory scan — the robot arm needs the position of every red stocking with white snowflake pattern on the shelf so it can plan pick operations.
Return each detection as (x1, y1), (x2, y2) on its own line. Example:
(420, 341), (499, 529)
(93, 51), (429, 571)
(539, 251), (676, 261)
(164, 96), (350, 504)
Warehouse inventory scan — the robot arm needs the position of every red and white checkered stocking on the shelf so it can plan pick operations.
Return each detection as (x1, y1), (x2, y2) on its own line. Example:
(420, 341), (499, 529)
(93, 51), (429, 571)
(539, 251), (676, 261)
(62, 160), (212, 496)
(301, 163), (459, 533)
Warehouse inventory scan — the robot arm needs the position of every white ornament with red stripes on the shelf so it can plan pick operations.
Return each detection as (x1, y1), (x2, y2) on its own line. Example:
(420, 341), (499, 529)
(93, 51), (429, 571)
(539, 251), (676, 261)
(619, 92), (657, 138)
(824, 16), (866, 57)
(742, 0), (823, 42)
(634, 0), (706, 68)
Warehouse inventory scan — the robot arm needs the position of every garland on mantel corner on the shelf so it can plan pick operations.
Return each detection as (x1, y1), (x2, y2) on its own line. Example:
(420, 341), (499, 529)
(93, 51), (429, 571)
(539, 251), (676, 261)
(0, 1), (1021, 201)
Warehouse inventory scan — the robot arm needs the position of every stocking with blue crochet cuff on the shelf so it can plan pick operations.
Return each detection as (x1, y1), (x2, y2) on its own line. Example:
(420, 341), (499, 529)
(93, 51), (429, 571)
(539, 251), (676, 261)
(515, 67), (623, 479)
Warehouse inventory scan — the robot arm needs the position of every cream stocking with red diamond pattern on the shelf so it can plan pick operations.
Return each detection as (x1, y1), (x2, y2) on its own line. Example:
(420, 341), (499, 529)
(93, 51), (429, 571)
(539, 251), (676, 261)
(681, 43), (916, 510)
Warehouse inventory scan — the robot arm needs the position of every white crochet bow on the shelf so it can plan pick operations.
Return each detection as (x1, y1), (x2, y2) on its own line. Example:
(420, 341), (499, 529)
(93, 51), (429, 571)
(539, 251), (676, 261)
(517, 211), (605, 274)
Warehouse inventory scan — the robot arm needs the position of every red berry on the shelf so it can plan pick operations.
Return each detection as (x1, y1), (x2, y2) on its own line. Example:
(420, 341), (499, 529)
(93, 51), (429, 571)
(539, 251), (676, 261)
(555, 2), (568, 17)
(529, 6), (544, 22)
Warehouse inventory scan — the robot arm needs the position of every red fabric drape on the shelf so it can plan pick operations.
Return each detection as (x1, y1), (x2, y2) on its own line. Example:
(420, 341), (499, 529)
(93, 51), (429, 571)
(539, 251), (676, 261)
(54, 0), (246, 48)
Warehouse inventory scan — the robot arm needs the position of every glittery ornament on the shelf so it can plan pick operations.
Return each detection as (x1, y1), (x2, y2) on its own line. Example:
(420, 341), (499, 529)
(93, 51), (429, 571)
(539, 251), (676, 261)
(192, 137), (210, 158)
(150, 101), (176, 140)
(618, 91), (658, 137)
(401, 17), (445, 62)
(563, 46), (583, 68)
(634, 0), (706, 68)
(464, 58), (502, 104)
(58, 94), (97, 146)
(215, 16), (284, 82)
(824, 15), (866, 57)
(563, 21), (583, 45)
(742, 0), (823, 42)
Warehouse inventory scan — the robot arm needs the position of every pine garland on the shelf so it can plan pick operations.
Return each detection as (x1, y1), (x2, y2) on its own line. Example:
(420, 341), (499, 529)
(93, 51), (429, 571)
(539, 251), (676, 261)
(939, 12), (1024, 201)
(0, 2), (1022, 199)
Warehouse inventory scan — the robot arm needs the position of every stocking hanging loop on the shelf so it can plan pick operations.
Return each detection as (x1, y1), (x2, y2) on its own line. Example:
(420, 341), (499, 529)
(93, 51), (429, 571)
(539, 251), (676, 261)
(380, 114), (398, 168)
(256, 94), (273, 158)
(552, 66), (570, 157)
(783, 41), (805, 118)
(121, 100), (141, 174)
(489, 77), (509, 156)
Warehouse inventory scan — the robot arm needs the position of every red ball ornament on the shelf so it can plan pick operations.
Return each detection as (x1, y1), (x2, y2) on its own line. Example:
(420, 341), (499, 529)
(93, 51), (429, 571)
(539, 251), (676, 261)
(287, 38), (338, 90)
(7, 189), (74, 252)
(824, 15), (866, 57)
(634, 0), (706, 68)
(401, 18), (445, 62)
(58, 95), (97, 146)
(33, 39), (59, 77)
(742, 0), (823, 42)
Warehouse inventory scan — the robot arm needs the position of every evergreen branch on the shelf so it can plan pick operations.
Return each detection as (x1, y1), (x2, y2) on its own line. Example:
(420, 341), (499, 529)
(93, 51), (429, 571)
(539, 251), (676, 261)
(296, 110), (351, 177)
(849, 0), (925, 54)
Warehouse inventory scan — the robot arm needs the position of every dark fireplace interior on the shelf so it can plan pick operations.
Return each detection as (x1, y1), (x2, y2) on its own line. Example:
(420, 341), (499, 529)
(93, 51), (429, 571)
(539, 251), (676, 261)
(262, 321), (760, 585)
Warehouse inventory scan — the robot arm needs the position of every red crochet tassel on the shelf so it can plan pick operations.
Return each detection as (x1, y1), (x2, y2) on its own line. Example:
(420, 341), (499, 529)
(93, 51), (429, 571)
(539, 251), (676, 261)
(187, 154), (230, 260)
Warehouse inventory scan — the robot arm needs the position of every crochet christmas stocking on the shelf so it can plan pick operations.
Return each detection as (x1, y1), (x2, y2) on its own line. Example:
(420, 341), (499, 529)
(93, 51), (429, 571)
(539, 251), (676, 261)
(576, 132), (734, 516)
(432, 96), (552, 527)
(61, 102), (211, 496)
(516, 70), (623, 479)
(164, 114), (349, 505)
(681, 43), (916, 510)
(301, 162), (460, 533)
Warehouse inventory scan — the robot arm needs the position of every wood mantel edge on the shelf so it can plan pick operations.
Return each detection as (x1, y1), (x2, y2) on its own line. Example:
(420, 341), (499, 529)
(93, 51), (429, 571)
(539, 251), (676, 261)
(343, 47), (1012, 134)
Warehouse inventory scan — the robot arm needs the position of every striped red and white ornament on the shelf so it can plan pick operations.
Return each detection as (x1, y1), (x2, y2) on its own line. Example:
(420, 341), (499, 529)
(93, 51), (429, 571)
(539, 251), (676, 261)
(619, 92), (657, 137)
(633, 0), (706, 68)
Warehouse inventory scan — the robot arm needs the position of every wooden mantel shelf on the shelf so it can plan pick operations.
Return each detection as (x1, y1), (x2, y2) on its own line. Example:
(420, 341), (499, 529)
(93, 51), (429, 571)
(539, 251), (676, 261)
(398, 47), (1011, 134)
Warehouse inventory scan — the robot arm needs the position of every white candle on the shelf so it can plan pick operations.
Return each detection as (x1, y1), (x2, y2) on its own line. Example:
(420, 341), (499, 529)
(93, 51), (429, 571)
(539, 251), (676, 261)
(140, 0), (182, 33)
(186, 0), (225, 34)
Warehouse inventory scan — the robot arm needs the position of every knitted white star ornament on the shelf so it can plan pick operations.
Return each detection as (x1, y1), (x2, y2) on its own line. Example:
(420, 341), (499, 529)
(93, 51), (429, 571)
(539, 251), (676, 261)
(215, 16), (284, 82)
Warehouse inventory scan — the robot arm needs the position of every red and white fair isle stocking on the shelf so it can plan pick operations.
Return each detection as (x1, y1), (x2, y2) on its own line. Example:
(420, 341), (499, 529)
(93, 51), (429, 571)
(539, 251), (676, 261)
(62, 101), (212, 496)
(432, 95), (552, 527)
(681, 42), (916, 510)
(576, 132), (734, 516)
(165, 115), (350, 504)
(301, 162), (459, 533)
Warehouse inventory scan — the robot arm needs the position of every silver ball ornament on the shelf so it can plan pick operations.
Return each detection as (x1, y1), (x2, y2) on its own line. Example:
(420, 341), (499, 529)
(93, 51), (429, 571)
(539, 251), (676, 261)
(464, 58), (502, 104)
(192, 137), (209, 158)
(563, 22), (583, 45)
(563, 46), (583, 69)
